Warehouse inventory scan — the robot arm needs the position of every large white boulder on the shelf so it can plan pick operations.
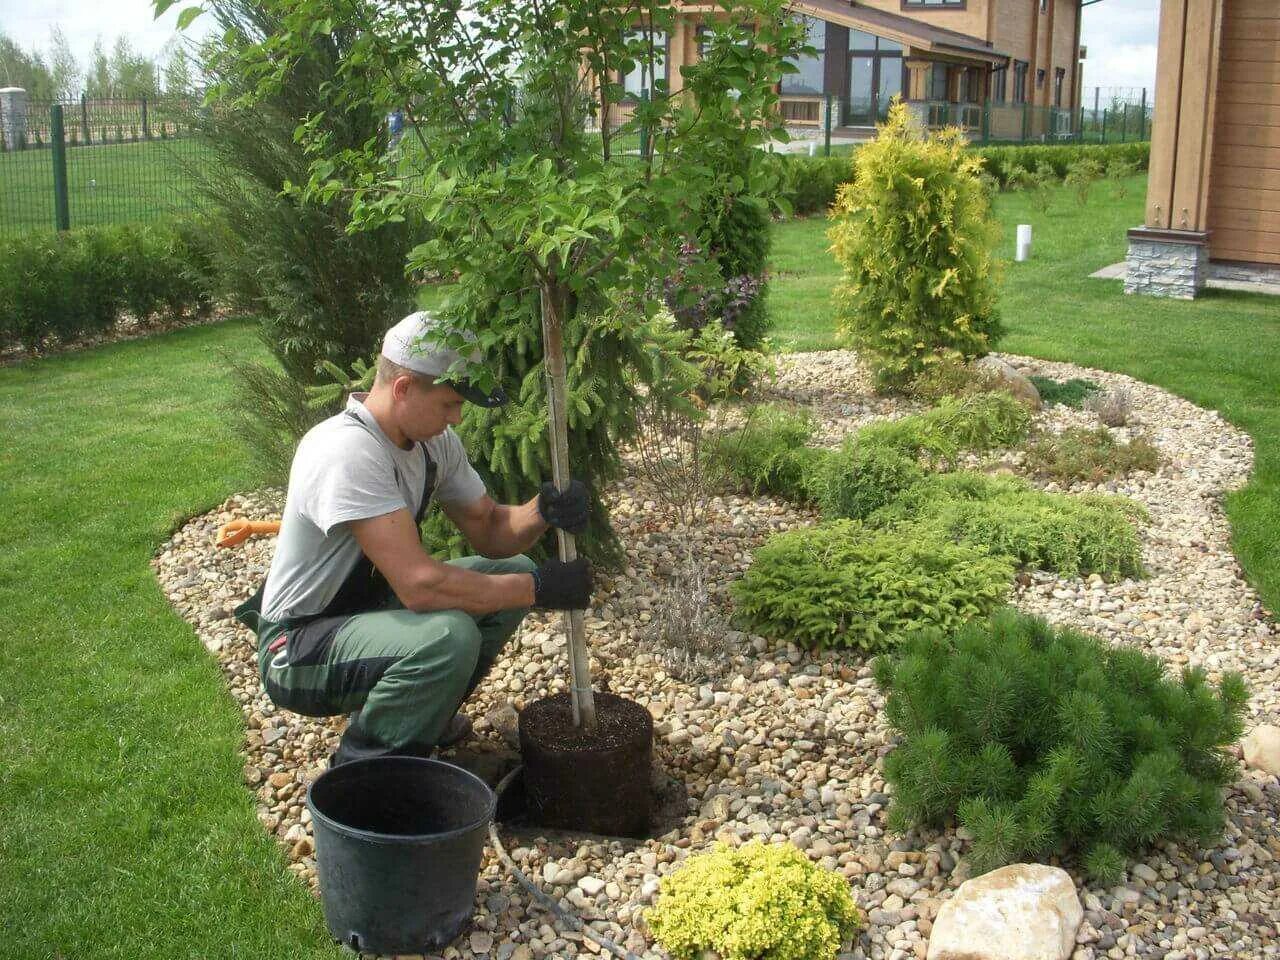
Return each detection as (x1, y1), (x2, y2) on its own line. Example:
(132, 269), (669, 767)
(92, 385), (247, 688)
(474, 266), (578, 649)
(927, 863), (1082, 960)
(1242, 724), (1280, 777)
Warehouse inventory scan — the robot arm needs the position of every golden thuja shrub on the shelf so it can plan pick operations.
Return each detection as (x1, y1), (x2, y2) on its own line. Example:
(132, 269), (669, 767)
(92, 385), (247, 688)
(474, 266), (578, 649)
(828, 99), (1003, 392)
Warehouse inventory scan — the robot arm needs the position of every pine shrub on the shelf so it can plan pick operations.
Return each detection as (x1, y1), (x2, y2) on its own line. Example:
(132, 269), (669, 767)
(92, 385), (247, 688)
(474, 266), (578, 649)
(829, 101), (1002, 391)
(868, 471), (1146, 580)
(732, 521), (1013, 651)
(906, 356), (1006, 403)
(875, 609), (1248, 883)
(706, 405), (821, 497)
(647, 841), (861, 960)
(1024, 427), (1161, 484)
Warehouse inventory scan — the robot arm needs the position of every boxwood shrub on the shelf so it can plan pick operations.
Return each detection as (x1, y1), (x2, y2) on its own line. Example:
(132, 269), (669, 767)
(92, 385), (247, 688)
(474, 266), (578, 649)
(875, 608), (1247, 884)
(0, 221), (215, 351)
(732, 520), (1013, 651)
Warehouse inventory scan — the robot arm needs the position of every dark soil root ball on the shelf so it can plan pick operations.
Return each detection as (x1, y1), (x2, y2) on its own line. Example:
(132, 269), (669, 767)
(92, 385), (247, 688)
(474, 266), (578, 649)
(518, 692), (654, 838)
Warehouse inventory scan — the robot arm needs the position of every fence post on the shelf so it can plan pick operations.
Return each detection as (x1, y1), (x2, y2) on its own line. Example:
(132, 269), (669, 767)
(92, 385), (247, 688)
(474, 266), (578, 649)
(824, 92), (833, 156)
(1140, 87), (1148, 140)
(1021, 100), (1029, 142)
(80, 93), (89, 144)
(1101, 107), (1108, 143)
(51, 104), (71, 231)
(1120, 102), (1128, 142)
(981, 99), (990, 144)
(141, 98), (150, 140)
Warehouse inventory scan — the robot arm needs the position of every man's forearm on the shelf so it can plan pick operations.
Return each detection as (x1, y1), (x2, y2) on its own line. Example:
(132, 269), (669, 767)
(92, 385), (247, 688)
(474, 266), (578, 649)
(477, 498), (549, 558)
(404, 561), (534, 615)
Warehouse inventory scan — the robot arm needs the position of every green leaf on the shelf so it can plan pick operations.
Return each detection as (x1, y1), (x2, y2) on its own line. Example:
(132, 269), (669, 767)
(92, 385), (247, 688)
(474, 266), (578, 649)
(176, 5), (203, 30)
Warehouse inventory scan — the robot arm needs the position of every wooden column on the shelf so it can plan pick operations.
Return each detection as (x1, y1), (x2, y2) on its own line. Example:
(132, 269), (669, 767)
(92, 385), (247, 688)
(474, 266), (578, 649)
(669, 14), (688, 94)
(904, 58), (930, 102)
(1143, 0), (1225, 231)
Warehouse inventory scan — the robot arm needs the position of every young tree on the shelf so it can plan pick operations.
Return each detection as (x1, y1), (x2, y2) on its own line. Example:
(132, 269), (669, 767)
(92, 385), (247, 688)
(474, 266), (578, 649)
(163, 43), (193, 98)
(0, 33), (56, 99)
(165, 0), (805, 727)
(85, 39), (113, 99)
(48, 27), (80, 100)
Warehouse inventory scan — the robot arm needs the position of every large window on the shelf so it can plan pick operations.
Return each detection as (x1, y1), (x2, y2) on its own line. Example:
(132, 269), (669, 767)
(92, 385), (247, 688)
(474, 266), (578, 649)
(781, 16), (826, 96)
(1012, 60), (1029, 104)
(926, 63), (949, 101)
(622, 30), (668, 99)
(846, 30), (905, 125)
(991, 65), (1008, 104)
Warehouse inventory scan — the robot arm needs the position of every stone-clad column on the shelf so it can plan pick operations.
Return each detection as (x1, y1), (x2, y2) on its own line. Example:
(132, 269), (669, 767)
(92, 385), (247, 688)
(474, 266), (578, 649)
(0, 87), (28, 151)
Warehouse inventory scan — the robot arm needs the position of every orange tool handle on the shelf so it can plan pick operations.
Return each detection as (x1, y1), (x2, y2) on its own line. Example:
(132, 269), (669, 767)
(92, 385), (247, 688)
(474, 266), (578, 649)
(214, 519), (281, 548)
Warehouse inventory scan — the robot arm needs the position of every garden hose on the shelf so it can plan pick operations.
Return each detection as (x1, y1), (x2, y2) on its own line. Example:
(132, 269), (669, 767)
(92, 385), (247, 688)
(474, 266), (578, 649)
(488, 766), (651, 960)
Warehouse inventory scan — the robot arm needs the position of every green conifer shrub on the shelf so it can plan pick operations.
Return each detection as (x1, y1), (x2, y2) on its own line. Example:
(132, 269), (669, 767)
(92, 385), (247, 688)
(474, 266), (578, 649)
(647, 841), (861, 960)
(706, 404), (821, 497)
(856, 392), (1031, 467)
(829, 101), (1002, 391)
(732, 521), (1012, 651)
(1024, 427), (1161, 484)
(875, 609), (1248, 883)
(906, 355), (1006, 403)
(868, 471), (1146, 580)
(814, 440), (925, 520)
(1029, 376), (1100, 408)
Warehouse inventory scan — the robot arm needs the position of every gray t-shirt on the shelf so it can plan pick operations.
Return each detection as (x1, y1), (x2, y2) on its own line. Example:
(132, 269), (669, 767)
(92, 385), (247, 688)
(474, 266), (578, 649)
(260, 393), (486, 623)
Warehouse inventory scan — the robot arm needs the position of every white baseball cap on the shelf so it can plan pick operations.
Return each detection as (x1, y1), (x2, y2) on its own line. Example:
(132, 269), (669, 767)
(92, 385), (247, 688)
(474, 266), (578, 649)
(380, 310), (506, 407)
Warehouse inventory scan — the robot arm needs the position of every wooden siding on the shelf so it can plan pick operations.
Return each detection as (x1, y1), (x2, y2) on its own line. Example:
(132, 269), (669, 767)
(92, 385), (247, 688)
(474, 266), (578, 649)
(1209, 0), (1280, 264)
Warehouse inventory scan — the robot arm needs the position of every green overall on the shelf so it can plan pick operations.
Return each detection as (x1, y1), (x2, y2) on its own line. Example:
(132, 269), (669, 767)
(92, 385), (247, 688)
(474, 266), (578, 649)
(235, 410), (533, 763)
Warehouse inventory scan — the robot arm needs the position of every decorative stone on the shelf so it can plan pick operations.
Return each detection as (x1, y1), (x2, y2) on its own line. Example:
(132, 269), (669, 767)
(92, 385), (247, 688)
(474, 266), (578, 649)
(1242, 725), (1280, 777)
(972, 356), (1042, 410)
(927, 864), (1082, 960)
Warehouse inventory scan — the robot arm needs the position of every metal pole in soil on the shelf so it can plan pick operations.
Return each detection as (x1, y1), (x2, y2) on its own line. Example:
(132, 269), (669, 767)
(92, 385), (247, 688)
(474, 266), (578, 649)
(538, 284), (597, 732)
(80, 93), (89, 144)
(1140, 87), (1148, 140)
(50, 104), (71, 232)
(824, 93), (832, 156)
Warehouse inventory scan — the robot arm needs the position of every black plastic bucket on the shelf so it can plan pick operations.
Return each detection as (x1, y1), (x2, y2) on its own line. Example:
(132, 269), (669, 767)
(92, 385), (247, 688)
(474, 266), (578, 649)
(306, 756), (496, 955)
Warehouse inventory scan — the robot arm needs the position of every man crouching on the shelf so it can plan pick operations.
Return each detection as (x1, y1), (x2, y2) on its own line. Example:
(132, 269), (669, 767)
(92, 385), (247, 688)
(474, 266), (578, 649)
(235, 310), (593, 766)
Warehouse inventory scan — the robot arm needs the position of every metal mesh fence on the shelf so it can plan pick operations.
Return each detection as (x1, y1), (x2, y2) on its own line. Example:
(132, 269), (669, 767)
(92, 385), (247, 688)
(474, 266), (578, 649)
(0, 98), (207, 240)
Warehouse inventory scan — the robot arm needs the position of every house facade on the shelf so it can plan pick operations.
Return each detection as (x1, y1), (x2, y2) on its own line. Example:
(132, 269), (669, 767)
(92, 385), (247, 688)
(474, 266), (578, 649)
(1126, 0), (1279, 297)
(613, 0), (1085, 139)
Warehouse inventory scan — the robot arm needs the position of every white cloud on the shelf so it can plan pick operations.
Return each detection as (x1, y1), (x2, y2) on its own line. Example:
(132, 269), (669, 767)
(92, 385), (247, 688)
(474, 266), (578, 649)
(0, 0), (216, 78)
(1079, 0), (1160, 98)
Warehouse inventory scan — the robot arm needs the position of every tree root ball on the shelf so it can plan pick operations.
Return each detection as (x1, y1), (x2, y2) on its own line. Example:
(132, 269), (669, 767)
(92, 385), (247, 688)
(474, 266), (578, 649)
(518, 692), (654, 838)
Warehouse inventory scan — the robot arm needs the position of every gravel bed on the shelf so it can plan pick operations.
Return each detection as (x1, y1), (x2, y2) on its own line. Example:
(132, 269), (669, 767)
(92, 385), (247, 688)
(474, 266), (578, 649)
(152, 350), (1278, 960)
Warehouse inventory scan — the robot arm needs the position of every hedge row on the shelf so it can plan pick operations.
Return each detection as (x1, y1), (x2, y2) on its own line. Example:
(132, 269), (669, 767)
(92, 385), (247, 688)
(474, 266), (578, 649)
(0, 222), (217, 351)
(779, 141), (1151, 216)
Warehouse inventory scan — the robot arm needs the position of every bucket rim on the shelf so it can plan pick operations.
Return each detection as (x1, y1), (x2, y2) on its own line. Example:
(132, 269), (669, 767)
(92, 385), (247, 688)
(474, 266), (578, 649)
(306, 755), (497, 844)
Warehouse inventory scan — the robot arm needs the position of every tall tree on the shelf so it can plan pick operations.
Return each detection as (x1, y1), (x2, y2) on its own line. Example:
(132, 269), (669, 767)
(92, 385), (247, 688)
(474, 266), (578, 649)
(48, 27), (80, 100)
(85, 39), (112, 98)
(0, 33), (55, 99)
(163, 43), (193, 97)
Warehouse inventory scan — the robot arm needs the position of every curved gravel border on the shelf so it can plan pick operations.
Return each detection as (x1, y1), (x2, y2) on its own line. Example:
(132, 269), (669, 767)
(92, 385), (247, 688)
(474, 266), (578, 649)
(153, 350), (1278, 960)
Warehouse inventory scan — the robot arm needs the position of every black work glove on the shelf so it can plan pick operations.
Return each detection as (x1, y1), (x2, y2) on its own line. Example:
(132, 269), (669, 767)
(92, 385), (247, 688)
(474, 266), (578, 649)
(531, 557), (593, 610)
(538, 479), (590, 536)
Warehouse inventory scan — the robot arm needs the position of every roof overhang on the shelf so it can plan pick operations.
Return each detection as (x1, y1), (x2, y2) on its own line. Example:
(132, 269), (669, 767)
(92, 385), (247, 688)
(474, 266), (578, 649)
(677, 0), (1009, 66)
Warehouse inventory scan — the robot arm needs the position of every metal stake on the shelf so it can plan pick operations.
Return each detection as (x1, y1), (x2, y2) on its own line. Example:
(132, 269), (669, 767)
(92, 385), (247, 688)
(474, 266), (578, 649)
(539, 284), (597, 731)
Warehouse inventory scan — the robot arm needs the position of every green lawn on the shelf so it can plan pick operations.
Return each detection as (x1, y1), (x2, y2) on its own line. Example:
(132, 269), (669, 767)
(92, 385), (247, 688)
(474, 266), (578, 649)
(769, 174), (1280, 616)
(0, 138), (207, 238)
(0, 319), (345, 959)
(3, 172), (1276, 955)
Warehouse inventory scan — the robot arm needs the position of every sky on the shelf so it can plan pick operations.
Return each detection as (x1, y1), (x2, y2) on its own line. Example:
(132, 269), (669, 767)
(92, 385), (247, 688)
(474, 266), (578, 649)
(1, 0), (1161, 97)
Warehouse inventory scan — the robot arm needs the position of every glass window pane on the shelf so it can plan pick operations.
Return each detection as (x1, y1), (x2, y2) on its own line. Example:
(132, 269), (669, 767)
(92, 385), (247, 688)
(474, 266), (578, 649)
(848, 55), (874, 124)
(849, 29), (877, 50)
(878, 59), (903, 118)
(781, 16), (826, 96)
(623, 30), (668, 98)
(877, 37), (903, 53)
